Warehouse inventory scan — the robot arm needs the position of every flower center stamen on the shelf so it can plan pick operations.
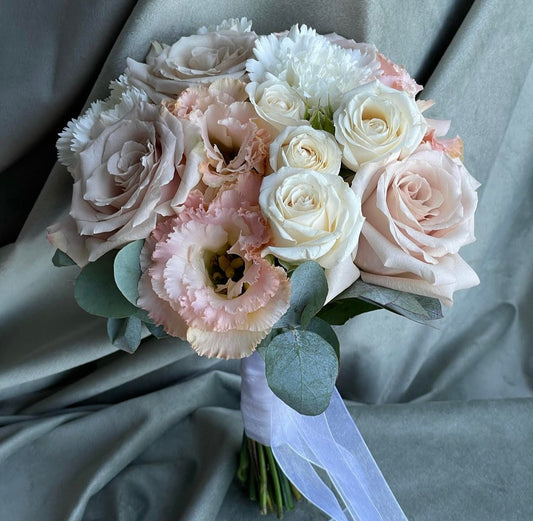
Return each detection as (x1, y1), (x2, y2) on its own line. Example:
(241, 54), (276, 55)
(206, 250), (247, 294)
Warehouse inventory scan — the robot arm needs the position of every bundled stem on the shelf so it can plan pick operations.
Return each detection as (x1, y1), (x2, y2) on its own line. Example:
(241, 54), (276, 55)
(236, 433), (302, 518)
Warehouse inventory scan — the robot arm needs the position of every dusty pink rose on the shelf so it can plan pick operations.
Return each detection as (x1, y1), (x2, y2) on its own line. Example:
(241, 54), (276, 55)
(137, 184), (291, 359)
(48, 100), (203, 266)
(125, 20), (257, 103)
(352, 147), (480, 305)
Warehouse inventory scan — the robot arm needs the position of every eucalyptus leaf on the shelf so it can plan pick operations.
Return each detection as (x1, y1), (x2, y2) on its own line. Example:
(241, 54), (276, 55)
(321, 279), (443, 325)
(52, 249), (76, 267)
(317, 298), (380, 325)
(305, 317), (340, 360)
(134, 307), (151, 323)
(74, 250), (139, 318)
(264, 329), (338, 416)
(145, 321), (169, 339)
(114, 240), (144, 305)
(107, 316), (142, 353)
(277, 261), (328, 328)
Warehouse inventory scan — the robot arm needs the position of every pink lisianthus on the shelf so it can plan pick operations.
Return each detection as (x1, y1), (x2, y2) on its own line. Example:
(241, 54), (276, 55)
(376, 52), (423, 97)
(421, 117), (464, 160)
(137, 183), (291, 359)
(171, 79), (272, 190)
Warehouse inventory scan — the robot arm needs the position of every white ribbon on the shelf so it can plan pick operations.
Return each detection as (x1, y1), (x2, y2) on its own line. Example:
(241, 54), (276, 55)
(241, 352), (408, 521)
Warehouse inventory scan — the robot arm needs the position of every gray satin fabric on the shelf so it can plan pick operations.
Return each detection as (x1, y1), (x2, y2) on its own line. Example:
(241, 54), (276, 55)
(1, 1), (532, 520)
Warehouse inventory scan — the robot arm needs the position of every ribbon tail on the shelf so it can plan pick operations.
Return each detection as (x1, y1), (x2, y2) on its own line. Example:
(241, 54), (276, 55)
(271, 388), (408, 521)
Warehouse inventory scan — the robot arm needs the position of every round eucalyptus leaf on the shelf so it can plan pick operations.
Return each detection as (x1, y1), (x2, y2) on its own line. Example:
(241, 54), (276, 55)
(74, 250), (139, 318)
(264, 329), (338, 416)
(113, 240), (144, 305)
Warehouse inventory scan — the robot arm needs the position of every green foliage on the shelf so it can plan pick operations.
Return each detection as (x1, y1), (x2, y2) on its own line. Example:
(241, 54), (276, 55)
(277, 261), (328, 328)
(107, 316), (142, 353)
(52, 249), (76, 267)
(113, 240), (144, 305)
(262, 261), (339, 415)
(264, 329), (338, 416)
(74, 250), (139, 318)
(319, 279), (443, 325)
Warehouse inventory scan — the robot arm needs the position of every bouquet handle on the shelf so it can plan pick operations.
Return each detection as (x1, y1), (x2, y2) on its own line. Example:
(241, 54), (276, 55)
(241, 353), (408, 521)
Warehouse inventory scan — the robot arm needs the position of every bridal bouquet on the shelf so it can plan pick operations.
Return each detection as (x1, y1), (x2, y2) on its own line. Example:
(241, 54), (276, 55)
(48, 18), (479, 520)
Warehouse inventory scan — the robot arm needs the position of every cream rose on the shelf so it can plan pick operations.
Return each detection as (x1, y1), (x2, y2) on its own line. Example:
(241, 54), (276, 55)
(246, 80), (308, 132)
(352, 147), (480, 305)
(48, 97), (203, 266)
(126, 23), (256, 103)
(259, 167), (363, 269)
(269, 125), (342, 175)
(333, 81), (427, 171)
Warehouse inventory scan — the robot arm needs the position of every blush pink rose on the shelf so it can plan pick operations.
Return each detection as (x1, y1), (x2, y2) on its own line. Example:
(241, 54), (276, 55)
(352, 146), (480, 305)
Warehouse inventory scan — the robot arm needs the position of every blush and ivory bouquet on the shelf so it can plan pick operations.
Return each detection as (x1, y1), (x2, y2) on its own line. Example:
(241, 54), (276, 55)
(48, 19), (479, 520)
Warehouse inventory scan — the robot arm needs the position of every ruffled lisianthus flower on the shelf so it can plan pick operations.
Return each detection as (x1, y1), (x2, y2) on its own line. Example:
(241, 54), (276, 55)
(375, 52), (423, 97)
(269, 125), (342, 175)
(352, 146), (480, 305)
(126, 18), (256, 103)
(167, 77), (248, 118)
(421, 118), (464, 160)
(137, 187), (291, 358)
(245, 80), (308, 132)
(333, 81), (427, 171)
(48, 89), (203, 266)
(247, 24), (380, 112)
(259, 167), (363, 270)
(171, 79), (271, 188)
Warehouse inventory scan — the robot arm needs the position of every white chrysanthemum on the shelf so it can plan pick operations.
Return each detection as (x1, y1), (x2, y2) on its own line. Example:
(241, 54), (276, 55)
(247, 24), (380, 111)
(197, 17), (252, 34)
(56, 76), (149, 173)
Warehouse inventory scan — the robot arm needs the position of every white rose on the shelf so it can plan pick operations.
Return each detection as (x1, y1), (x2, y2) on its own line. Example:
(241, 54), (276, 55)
(246, 80), (308, 132)
(269, 125), (342, 175)
(259, 167), (364, 269)
(333, 81), (427, 171)
(126, 27), (256, 103)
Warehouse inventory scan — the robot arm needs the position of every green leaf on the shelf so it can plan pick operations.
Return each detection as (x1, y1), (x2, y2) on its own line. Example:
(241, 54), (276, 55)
(339, 167), (355, 184)
(320, 279), (443, 325)
(277, 261), (328, 328)
(145, 321), (169, 339)
(305, 317), (340, 360)
(264, 329), (338, 416)
(52, 249), (76, 267)
(317, 298), (380, 325)
(107, 316), (142, 353)
(113, 240), (144, 305)
(74, 250), (139, 318)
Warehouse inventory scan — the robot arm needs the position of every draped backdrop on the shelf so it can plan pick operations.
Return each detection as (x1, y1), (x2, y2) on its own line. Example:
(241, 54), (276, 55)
(1, 1), (532, 520)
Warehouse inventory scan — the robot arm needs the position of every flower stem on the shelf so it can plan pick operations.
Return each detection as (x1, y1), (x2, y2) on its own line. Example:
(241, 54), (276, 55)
(265, 446), (284, 518)
(257, 443), (269, 515)
(236, 434), (249, 485)
(277, 461), (294, 511)
(237, 432), (302, 517)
